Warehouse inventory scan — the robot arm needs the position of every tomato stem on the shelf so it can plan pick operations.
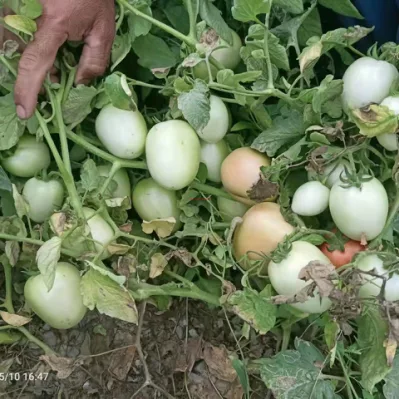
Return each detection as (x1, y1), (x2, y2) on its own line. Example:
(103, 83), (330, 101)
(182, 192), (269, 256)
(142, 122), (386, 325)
(183, 0), (198, 42)
(99, 162), (122, 196)
(66, 130), (148, 170)
(190, 182), (234, 200)
(118, 0), (197, 47)
(263, 3), (275, 91)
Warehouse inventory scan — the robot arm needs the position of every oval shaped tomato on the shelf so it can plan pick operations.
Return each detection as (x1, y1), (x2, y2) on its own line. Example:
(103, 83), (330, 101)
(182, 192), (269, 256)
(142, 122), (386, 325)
(217, 196), (250, 222)
(233, 202), (294, 269)
(22, 178), (64, 223)
(342, 57), (398, 109)
(24, 262), (87, 329)
(83, 207), (115, 258)
(320, 239), (365, 268)
(268, 241), (332, 314)
(95, 104), (148, 159)
(2, 135), (51, 178)
(200, 139), (229, 183)
(198, 96), (230, 143)
(146, 120), (201, 190)
(97, 165), (131, 199)
(132, 178), (181, 229)
(329, 177), (388, 241)
(221, 147), (271, 205)
(212, 29), (242, 70)
(377, 97), (399, 151)
(357, 254), (399, 301)
(291, 181), (330, 216)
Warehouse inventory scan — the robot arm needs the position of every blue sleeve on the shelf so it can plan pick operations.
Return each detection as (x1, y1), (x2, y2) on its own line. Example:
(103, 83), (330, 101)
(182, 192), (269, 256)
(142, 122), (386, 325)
(339, 0), (399, 50)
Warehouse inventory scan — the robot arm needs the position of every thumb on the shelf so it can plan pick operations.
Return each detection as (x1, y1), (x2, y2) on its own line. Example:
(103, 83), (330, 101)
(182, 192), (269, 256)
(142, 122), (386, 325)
(14, 25), (66, 119)
(75, 19), (115, 85)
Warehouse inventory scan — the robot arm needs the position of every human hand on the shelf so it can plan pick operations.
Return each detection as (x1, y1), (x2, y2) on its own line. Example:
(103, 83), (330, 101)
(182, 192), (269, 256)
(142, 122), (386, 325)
(12, 0), (115, 120)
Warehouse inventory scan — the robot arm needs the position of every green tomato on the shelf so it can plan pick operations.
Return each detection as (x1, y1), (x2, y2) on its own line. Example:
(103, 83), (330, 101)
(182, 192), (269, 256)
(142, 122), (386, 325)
(22, 178), (64, 223)
(268, 241), (332, 314)
(132, 178), (181, 229)
(200, 139), (229, 183)
(146, 120), (201, 190)
(2, 135), (51, 178)
(95, 104), (148, 159)
(199, 96), (230, 143)
(24, 262), (87, 329)
(217, 196), (249, 222)
(211, 30), (242, 70)
(83, 207), (115, 258)
(70, 144), (87, 162)
(192, 61), (217, 81)
(97, 165), (131, 199)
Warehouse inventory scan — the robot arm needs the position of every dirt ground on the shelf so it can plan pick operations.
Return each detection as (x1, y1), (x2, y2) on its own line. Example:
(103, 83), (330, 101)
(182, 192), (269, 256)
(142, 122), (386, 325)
(0, 300), (272, 398)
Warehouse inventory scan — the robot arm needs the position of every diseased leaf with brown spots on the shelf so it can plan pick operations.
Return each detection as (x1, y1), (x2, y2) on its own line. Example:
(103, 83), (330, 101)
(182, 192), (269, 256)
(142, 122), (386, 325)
(298, 261), (336, 297)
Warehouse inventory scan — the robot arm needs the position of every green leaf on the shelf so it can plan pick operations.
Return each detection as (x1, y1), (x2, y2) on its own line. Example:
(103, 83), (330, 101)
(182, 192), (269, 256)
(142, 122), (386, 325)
(298, 7), (322, 46)
(0, 216), (26, 237)
(178, 80), (210, 133)
(104, 73), (136, 111)
(164, 1), (190, 34)
(199, 0), (233, 44)
(85, 261), (126, 286)
(111, 33), (131, 71)
(0, 93), (25, 151)
(299, 26), (373, 80)
(80, 159), (100, 192)
(35, 236), (62, 291)
(132, 34), (178, 69)
(226, 287), (276, 334)
(312, 75), (343, 115)
(232, 0), (271, 23)
(251, 109), (305, 157)
(127, 3), (152, 42)
(81, 268), (138, 323)
(62, 85), (97, 125)
(20, 0), (42, 19)
(259, 338), (337, 398)
(358, 306), (391, 392)
(273, 0), (303, 14)
(318, 0), (363, 19)
(4, 14), (36, 36)
(231, 358), (250, 397)
(384, 355), (399, 399)
(351, 104), (399, 138)
(0, 167), (12, 192)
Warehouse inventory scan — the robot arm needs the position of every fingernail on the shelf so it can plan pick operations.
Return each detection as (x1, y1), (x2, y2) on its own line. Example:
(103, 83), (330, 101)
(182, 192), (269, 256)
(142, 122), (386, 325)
(16, 105), (27, 119)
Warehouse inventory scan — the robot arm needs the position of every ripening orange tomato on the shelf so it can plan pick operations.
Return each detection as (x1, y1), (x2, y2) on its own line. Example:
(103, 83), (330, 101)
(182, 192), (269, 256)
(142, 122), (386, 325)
(320, 239), (366, 268)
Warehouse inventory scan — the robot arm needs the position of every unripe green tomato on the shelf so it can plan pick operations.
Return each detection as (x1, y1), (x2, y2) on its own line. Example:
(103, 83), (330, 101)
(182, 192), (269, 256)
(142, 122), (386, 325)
(70, 144), (87, 162)
(24, 262), (87, 329)
(97, 165), (131, 199)
(83, 207), (115, 258)
(199, 96), (230, 143)
(132, 178), (181, 230)
(146, 120), (201, 190)
(200, 139), (229, 183)
(212, 30), (242, 70)
(192, 61), (217, 81)
(22, 178), (64, 223)
(95, 104), (148, 159)
(2, 135), (51, 178)
(217, 196), (249, 222)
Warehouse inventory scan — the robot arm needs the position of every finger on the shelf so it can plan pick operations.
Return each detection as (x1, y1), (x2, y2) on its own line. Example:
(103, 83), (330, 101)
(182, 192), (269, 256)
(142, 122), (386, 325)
(14, 25), (66, 119)
(75, 17), (115, 85)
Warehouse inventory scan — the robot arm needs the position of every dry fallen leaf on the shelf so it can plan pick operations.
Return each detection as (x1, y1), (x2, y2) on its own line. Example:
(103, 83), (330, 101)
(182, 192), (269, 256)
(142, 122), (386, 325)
(150, 253), (168, 279)
(0, 311), (31, 327)
(165, 248), (195, 267)
(108, 346), (136, 381)
(175, 338), (203, 373)
(142, 217), (176, 238)
(202, 343), (237, 383)
(40, 355), (84, 379)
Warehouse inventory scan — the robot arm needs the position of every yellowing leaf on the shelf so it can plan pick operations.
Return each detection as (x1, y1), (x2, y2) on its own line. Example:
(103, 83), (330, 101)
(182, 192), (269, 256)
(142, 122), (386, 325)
(150, 253), (168, 279)
(0, 311), (31, 327)
(142, 217), (176, 238)
(36, 236), (62, 291)
(4, 15), (37, 36)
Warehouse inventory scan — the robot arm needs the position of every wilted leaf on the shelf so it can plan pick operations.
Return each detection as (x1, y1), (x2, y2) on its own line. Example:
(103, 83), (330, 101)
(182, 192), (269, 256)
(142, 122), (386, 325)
(150, 253), (168, 279)
(298, 261), (336, 298)
(81, 269), (137, 323)
(36, 236), (62, 291)
(12, 184), (29, 219)
(226, 287), (276, 335)
(5, 241), (19, 266)
(40, 355), (84, 379)
(0, 311), (31, 326)
(142, 217), (176, 238)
